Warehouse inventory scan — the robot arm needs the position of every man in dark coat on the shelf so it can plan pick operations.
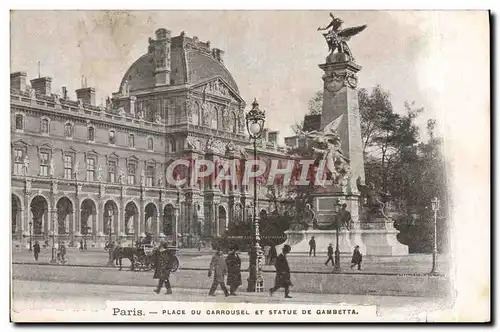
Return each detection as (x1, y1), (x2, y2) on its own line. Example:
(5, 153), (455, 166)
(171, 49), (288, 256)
(225, 244), (242, 295)
(309, 236), (316, 257)
(208, 249), (229, 297)
(33, 241), (40, 261)
(325, 243), (334, 266)
(339, 203), (352, 230)
(269, 244), (293, 298)
(153, 240), (175, 294)
(350, 245), (362, 270)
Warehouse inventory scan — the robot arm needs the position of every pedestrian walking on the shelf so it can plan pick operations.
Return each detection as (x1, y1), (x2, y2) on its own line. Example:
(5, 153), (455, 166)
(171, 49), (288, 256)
(107, 241), (116, 266)
(309, 236), (316, 257)
(325, 243), (334, 266)
(57, 242), (67, 263)
(79, 239), (84, 251)
(153, 240), (176, 295)
(269, 244), (278, 265)
(269, 244), (293, 298)
(350, 245), (362, 270)
(225, 244), (242, 295)
(33, 241), (40, 261)
(208, 249), (229, 297)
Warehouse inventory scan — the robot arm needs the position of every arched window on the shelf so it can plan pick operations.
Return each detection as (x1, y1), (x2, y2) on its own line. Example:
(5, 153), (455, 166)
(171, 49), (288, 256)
(128, 134), (135, 148)
(15, 114), (24, 130)
(64, 123), (73, 138)
(147, 137), (154, 150)
(40, 118), (50, 134)
(88, 127), (95, 141)
(109, 130), (116, 145)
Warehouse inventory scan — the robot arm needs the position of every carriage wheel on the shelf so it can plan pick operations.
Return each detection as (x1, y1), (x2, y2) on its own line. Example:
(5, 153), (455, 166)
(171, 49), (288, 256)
(171, 257), (180, 272)
(144, 262), (153, 271)
(132, 261), (141, 271)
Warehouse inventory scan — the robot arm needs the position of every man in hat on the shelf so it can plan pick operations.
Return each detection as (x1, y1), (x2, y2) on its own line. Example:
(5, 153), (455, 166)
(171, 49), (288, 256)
(309, 236), (316, 257)
(225, 244), (242, 296)
(153, 239), (176, 294)
(350, 245), (362, 270)
(269, 244), (293, 298)
(208, 248), (229, 297)
(325, 243), (334, 266)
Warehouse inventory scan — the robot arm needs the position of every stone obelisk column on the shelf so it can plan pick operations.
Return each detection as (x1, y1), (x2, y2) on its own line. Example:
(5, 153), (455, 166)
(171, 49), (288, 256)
(319, 52), (365, 193)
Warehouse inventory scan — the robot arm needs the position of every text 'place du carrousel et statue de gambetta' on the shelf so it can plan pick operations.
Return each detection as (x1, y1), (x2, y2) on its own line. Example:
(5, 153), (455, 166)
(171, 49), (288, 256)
(280, 13), (408, 256)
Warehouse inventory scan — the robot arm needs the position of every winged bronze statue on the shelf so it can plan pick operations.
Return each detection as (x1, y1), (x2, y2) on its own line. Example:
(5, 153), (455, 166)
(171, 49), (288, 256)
(317, 13), (367, 61)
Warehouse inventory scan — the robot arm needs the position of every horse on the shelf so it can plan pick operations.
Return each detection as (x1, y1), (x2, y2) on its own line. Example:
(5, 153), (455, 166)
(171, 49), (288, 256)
(112, 245), (156, 271)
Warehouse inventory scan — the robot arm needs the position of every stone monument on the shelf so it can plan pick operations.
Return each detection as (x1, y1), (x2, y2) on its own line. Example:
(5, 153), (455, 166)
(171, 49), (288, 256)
(281, 13), (408, 256)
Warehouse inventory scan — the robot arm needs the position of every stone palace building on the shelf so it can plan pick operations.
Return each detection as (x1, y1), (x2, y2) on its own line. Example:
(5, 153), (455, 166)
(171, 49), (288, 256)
(11, 28), (287, 248)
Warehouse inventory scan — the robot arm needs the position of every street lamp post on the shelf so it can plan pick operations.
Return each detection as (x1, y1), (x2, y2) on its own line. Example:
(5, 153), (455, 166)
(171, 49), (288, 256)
(28, 221), (33, 252)
(50, 210), (57, 263)
(84, 226), (90, 250)
(333, 199), (342, 272)
(430, 197), (440, 275)
(107, 207), (114, 265)
(245, 98), (266, 292)
(108, 208), (113, 244)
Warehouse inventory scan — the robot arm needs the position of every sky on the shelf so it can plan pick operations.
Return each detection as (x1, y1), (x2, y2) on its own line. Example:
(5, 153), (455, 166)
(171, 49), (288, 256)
(10, 10), (488, 143)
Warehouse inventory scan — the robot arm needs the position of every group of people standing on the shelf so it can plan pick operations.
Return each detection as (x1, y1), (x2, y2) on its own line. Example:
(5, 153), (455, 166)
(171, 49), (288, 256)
(310, 237), (363, 270)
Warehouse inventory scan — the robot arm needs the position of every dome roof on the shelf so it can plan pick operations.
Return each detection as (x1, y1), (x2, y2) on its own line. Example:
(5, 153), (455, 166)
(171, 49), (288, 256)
(118, 41), (239, 94)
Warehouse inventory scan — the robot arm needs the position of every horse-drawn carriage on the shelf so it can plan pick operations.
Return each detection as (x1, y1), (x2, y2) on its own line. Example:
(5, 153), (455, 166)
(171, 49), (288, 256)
(112, 243), (180, 272)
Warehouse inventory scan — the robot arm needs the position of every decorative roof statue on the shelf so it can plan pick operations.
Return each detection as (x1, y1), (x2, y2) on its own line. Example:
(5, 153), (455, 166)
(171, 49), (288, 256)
(317, 13), (367, 61)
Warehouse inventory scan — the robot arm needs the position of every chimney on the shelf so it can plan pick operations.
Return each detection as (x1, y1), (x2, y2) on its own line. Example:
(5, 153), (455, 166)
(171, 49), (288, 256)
(212, 48), (225, 63)
(61, 86), (68, 100)
(268, 131), (279, 144)
(30, 76), (52, 95)
(75, 87), (96, 106)
(11, 72), (27, 91)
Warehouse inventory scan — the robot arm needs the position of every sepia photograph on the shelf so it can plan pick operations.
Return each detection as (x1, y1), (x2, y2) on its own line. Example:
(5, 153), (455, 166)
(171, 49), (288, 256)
(8, 9), (490, 323)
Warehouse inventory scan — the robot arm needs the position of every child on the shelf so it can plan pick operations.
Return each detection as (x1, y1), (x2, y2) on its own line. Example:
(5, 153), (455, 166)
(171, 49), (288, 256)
(350, 245), (362, 270)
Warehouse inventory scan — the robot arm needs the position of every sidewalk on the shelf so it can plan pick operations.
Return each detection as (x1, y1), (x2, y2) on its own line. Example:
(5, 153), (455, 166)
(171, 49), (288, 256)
(12, 279), (452, 322)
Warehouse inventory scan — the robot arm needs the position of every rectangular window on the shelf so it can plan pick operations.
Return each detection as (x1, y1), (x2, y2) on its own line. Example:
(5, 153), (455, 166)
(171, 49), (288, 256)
(15, 115), (23, 130)
(108, 160), (117, 183)
(40, 152), (49, 176)
(41, 119), (49, 134)
(128, 135), (135, 148)
(14, 149), (23, 175)
(127, 163), (136, 185)
(86, 158), (95, 182)
(109, 131), (116, 145)
(88, 127), (95, 141)
(146, 166), (154, 187)
(64, 155), (73, 180)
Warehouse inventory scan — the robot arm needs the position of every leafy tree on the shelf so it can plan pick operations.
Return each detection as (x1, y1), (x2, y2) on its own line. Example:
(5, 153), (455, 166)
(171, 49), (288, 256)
(307, 90), (323, 115)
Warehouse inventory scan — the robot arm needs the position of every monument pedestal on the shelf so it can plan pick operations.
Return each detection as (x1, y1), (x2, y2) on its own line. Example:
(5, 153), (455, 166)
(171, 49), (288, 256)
(280, 222), (408, 256)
